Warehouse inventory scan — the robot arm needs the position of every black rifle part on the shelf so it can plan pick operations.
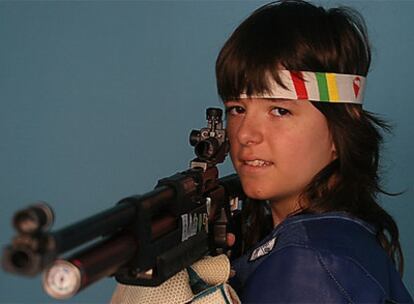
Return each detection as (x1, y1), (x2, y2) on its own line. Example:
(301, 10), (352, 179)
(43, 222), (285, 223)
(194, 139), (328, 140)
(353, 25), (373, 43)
(1, 108), (245, 299)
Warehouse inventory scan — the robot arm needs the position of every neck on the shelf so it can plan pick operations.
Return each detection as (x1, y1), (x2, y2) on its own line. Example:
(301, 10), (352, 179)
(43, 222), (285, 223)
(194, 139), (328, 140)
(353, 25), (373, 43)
(270, 196), (304, 227)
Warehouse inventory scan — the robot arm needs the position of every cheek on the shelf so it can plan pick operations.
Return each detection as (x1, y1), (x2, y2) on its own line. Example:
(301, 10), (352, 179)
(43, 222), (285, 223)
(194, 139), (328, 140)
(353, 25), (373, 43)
(283, 126), (334, 175)
(229, 147), (238, 169)
(226, 120), (238, 141)
(226, 124), (239, 157)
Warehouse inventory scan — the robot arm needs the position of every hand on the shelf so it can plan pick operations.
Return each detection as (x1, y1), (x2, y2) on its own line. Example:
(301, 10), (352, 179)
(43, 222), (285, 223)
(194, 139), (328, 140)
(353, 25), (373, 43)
(110, 255), (240, 304)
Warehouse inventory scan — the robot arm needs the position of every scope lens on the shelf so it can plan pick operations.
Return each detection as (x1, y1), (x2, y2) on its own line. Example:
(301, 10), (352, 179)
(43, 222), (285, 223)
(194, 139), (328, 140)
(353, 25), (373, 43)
(195, 138), (219, 160)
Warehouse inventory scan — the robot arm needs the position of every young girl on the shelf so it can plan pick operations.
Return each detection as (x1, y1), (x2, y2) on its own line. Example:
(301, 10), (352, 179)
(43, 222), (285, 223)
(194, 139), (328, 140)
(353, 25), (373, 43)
(111, 1), (412, 303)
(216, 0), (413, 303)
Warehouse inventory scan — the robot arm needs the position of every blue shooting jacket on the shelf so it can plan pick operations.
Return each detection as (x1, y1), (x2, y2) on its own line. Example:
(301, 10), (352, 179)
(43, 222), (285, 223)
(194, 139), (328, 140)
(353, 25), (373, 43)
(230, 212), (413, 303)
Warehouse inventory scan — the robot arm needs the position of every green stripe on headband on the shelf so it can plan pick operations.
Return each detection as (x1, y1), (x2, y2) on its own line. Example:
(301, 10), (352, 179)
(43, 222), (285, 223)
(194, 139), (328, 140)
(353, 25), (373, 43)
(315, 72), (329, 102)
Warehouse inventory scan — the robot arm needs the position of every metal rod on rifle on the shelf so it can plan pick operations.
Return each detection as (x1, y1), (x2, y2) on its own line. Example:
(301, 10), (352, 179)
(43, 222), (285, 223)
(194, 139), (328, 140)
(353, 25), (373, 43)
(52, 186), (174, 254)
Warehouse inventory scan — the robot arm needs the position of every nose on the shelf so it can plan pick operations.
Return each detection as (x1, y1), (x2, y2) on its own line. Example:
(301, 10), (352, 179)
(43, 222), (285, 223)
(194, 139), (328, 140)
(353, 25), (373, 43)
(236, 113), (264, 146)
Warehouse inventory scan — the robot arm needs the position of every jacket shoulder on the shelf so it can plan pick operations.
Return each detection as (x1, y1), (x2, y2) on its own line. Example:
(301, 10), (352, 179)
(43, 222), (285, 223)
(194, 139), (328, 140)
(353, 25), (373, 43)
(242, 244), (389, 303)
(241, 214), (412, 303)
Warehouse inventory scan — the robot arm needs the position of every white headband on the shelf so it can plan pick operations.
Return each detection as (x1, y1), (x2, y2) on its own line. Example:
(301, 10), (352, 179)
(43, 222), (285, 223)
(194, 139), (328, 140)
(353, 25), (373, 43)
(239, 70), (366, 104)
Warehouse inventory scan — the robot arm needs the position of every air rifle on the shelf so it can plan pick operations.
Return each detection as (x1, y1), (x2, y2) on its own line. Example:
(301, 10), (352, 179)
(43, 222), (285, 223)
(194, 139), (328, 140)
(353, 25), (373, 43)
(2, 108), (245, 299)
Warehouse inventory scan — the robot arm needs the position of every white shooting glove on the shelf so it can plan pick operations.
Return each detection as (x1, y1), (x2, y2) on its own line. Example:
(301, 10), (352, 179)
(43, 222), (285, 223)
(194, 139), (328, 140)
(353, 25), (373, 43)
(110, 254), (240, 304)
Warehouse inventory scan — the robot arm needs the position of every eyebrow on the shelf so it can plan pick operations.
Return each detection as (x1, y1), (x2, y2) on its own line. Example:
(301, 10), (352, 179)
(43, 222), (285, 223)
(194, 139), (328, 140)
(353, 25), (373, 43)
(269, 99), (301, 107)
(225, 98), (301, 107)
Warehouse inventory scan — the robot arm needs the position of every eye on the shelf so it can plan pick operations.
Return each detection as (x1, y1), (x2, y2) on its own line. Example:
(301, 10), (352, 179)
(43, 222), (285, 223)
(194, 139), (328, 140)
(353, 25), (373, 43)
(225, 106), (245, 116)
(271, 107), (291, 117)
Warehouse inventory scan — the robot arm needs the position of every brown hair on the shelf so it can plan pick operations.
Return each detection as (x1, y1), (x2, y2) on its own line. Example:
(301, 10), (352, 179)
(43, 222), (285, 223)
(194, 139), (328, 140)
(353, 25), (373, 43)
(216, 0), (403, 273)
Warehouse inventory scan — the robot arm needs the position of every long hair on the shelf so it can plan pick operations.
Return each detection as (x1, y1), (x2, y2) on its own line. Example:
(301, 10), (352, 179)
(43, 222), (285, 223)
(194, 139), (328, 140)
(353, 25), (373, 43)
(216, 0), (403, 273)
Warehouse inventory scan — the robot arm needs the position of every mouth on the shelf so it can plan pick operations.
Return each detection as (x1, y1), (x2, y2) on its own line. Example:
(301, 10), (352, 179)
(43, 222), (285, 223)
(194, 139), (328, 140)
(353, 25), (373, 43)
(242, 159), (274, 167)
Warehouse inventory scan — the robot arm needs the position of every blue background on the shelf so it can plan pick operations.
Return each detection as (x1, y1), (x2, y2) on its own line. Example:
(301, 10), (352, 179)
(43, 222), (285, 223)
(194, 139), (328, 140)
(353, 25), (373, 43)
(0, 1), (412, 302)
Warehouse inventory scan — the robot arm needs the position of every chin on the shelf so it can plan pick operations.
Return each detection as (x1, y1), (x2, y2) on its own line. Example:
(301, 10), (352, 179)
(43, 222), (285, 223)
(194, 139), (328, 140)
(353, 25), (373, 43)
(237, 171), (280, 200)
(241, 184), (270, 201)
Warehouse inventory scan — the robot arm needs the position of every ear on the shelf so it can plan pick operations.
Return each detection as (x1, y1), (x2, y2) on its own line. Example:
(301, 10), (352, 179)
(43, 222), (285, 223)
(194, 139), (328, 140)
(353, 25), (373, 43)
(331, 142), (338, 160)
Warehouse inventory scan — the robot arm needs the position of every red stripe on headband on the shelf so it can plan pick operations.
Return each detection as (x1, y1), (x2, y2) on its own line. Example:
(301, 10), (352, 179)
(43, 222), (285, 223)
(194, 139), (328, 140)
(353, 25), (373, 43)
(290, 71), (308, 100)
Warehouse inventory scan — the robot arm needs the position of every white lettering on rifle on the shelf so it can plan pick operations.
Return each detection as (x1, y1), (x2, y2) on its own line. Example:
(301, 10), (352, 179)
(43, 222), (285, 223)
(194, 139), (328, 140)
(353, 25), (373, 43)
(181, 213), (207, 241)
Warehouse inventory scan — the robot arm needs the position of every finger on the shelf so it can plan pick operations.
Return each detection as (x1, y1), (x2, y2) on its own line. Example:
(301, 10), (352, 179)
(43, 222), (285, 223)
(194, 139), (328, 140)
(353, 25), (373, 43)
(226, 233), (236, 247)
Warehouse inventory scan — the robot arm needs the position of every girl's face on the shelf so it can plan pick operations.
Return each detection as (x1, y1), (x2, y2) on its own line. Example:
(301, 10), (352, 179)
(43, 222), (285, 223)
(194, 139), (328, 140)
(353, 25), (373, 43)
(225, 98), (336, 210)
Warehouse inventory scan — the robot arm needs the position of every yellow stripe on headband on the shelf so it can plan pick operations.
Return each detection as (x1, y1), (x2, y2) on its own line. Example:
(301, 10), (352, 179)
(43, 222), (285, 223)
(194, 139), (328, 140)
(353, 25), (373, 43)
(326, 73), (340, 102)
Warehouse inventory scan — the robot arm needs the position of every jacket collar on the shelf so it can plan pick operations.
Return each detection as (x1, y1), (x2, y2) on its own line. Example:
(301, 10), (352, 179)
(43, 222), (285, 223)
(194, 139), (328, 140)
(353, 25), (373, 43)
(274, 211), (377, 236)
